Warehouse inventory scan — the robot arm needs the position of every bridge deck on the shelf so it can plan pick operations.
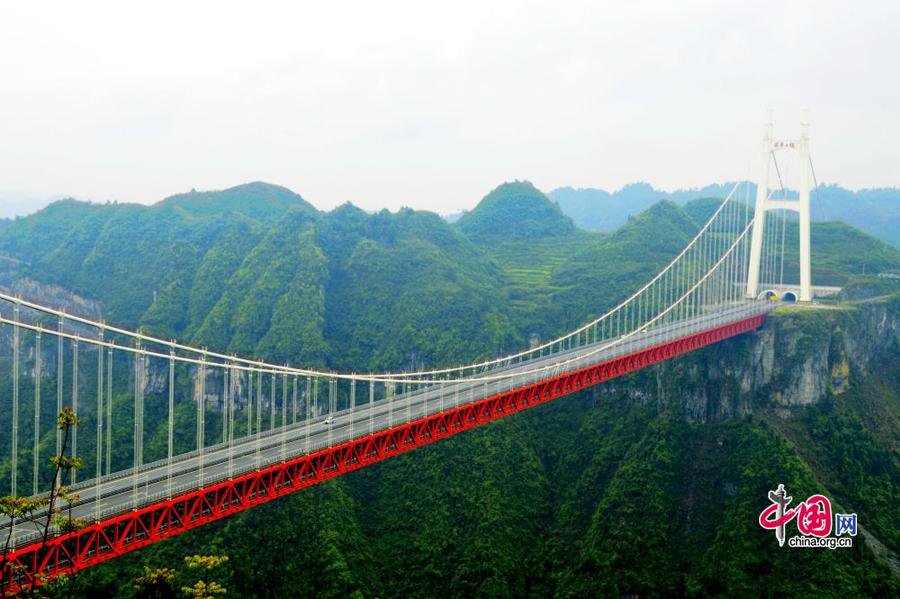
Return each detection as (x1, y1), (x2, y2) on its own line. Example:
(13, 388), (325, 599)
(0, 302), (772, 585)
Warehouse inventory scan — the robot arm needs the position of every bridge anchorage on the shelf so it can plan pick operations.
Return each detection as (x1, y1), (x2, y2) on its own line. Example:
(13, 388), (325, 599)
(0, 126), (823, 589)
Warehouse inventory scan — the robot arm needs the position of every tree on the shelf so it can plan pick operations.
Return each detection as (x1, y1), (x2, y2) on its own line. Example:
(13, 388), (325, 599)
(0, 496), (49, 595)
(42, 408), (84, 546)
(0, 407), (83, 594)
(181, 555), (229, 598)
(133, 566), (179, 599)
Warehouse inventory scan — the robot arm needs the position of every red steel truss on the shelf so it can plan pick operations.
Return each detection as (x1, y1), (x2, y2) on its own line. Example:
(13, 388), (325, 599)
(2, 313), (765, 588)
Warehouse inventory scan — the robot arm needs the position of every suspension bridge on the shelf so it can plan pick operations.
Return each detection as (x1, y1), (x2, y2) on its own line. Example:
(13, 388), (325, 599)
(0, 122), (829, 587)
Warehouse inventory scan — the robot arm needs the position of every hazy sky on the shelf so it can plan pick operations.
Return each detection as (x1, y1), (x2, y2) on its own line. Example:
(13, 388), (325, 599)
(1, 1), (898, 217)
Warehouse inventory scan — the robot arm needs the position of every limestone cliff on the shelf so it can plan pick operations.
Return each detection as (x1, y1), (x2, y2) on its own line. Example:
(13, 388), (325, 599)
(597, 295), (900, 423)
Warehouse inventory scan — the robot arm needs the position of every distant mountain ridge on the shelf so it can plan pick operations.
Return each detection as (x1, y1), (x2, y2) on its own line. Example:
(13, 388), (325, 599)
(7, 179), (898, 248)
(549, 182), (900, 247)
(157, 181), (317, 224)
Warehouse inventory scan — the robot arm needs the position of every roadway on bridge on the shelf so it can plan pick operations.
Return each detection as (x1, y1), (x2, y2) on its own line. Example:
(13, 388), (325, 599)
(3, 300), (773, 546)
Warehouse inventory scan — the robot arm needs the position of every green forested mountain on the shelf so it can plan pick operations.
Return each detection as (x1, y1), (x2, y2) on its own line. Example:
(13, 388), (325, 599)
(0, 181), (899, 597)
(457, 181), (576, 242)
(452, 181), (598, 338)
(157, 181), (316, 224)
(547, 201), (697, 331)
(0, 184), (520, 372)
(0, 194), (279, 325)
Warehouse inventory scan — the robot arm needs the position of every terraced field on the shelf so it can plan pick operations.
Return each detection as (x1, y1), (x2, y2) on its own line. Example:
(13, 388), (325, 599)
(482, 231), (601, 314)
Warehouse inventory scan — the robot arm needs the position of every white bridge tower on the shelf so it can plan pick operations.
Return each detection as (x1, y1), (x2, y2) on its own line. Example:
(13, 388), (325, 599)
(746, 118), (813, 302)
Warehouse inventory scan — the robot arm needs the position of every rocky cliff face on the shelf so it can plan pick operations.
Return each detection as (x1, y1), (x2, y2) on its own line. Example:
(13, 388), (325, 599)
(0, 277), (102, 320)
(609, 297), (900, 423)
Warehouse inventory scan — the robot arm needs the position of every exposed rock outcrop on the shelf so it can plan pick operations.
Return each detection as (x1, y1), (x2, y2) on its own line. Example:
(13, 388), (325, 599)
(599, 296), (900, 423)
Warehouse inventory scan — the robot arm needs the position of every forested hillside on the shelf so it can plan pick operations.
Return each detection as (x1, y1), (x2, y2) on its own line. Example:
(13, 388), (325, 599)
(0, 181), (898, 597)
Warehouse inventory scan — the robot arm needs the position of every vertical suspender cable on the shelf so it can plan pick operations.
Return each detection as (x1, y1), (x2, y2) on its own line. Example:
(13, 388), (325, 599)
(140, 354), (146, 473)
(734, 184), (742, 300)
(369, 379), (375, 436)
(71, 337), (78, 485)
(702, 213), (710, 308)
(762, 208), (769, 287)
(95, 329), (103, 515)
(738, 193), (744, 299)
(679, 237), (686, 321)
(256, 371), (262, 467)
(168, 348), (175, 495)
(12, 302), (20, 498)
(350, 378), (356, 440)
(96, 329), (104, 483)
(280, 374), (286, 460)
(198, 352), (206, 486)
(54, 316), (65, 474)
(106, 346), (112, 477)
(733, 195), (740, 299)
(306, 376), (312, 453)
(270, 374), (275, 432)
(717, 207), (724, 302)
(140, 353), (145, 471)
(133, 339), (139, 473)
(387, 379), (393, 430)
(256, 372), (262, 442)
(772, 150), (786, 287)
(779, 206), (786, 286)
(222, 367), (228, 445)
(292, 376), (298, 425)
(691, 228), (699, 317)
(729, 185), (737, 302)
(229, 364), (236, 476)
(719, 204), (726, 305)
(327, 377), (334, 447)
(741, 184), (749, 298)
(742, 183), (750, 297)
(247, 371), (253, 439)
(281, 374), (287, 430)
(716, 207), (724, 305)
(56, 316), (63, 479)
(727, 198), (735, 302)
(762, 157), (770, 287)
(405, 376), (411, 424)
(33, 329), (42, 496)
(132, 343), (139, 508)
(272, 374), (287, 459)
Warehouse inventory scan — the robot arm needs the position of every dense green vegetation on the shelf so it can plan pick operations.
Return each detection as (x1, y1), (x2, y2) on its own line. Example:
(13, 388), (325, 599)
(547, 201), (697, 332)
(0, 181), (898, 596)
